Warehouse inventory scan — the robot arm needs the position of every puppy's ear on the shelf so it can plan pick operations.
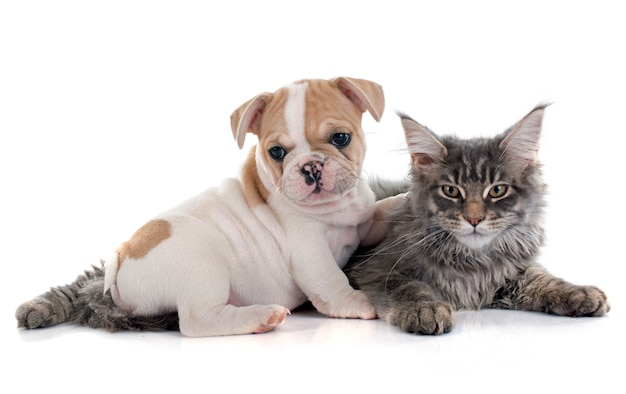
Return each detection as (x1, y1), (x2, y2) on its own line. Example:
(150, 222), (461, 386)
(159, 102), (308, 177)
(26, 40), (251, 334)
(230, 93), (273, 149)
(331, 77), (385, 122)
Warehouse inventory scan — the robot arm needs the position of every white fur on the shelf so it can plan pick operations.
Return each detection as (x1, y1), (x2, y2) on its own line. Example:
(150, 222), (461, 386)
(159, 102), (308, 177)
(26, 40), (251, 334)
(103, 79), (382, 337)
(255, 143), (277, 194)
(284, 82), (310, 154)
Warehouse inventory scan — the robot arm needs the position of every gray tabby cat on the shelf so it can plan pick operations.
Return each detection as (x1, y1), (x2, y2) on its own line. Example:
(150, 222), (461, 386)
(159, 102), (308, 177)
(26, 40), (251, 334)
(344, 104), (610, 334)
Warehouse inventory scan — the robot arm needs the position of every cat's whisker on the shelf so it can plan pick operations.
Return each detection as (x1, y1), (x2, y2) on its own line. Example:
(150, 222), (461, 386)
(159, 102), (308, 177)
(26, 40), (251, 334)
(380, 228), (452, 292)
(371, 219), (415, 225)
(346, 230), (425, 271)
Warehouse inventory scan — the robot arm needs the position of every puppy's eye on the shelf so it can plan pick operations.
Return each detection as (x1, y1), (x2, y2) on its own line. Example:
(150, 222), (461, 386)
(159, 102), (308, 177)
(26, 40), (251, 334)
(330, 133), (351, 148)
(488, 184), (508, 198)
(442, 185), (461, 198)
(268, 146), (286, 162)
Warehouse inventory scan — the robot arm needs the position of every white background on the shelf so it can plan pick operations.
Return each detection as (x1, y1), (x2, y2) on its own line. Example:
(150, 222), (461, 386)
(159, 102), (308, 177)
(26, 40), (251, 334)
(1, 1), (623, 393)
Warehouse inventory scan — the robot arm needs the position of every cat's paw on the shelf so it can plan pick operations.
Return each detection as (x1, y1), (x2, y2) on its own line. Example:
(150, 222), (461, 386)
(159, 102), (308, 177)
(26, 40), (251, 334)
(387, 301), (454, 335)
(15, 299), (55, 329)
(557, 285), (610, 317)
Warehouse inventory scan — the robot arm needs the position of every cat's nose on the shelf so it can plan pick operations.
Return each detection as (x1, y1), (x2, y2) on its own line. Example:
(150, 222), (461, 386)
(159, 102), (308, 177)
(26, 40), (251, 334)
(464, 215), (484, 227)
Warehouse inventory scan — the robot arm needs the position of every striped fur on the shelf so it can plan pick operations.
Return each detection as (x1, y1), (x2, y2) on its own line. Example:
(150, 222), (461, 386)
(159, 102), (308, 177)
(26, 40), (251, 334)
(345, 105), (610, 335)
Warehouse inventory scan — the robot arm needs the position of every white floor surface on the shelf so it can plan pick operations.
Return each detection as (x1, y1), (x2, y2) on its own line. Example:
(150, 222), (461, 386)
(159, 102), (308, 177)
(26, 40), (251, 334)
(6, 306), (621, 393)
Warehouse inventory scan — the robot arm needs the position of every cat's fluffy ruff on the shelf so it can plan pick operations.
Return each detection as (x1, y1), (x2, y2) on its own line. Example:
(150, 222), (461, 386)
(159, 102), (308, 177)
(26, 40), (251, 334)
(345, 105), (610, 335)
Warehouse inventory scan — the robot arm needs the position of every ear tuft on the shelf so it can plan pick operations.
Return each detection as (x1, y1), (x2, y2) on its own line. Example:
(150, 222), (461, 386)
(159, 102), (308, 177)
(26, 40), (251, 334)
(397, 111), (447, 169)
(499, 103), (548, 172)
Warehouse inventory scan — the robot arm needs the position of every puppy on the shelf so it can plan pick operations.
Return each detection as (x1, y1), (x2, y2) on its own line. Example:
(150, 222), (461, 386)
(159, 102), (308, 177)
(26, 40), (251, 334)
(98, 77), (385, 336)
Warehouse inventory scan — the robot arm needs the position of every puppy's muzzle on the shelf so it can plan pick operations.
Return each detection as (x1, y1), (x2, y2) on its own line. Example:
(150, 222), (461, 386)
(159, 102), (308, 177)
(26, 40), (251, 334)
(301, 161), (324, 193)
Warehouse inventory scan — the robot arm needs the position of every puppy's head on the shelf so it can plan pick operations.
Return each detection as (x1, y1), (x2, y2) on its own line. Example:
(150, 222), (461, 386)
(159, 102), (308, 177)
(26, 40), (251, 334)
(231, 77), (384, 207)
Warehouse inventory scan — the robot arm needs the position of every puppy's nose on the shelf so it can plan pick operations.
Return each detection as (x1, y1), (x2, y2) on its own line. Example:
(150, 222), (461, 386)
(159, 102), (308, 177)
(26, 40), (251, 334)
(301, 161), (323, 186)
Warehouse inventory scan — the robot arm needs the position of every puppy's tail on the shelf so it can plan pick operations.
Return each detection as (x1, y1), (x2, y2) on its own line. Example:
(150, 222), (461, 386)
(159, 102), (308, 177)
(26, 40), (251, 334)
(15, 263), (179, 332)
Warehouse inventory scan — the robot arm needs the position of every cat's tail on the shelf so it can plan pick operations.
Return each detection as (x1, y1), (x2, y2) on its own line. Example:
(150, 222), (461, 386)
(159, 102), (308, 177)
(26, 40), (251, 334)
(15, 263), (179, 332)
(367, 175), (411, 200)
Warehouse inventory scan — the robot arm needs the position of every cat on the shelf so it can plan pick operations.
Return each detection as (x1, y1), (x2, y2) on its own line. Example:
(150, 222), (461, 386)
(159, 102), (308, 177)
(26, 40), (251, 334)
(344, 104), (610, 334)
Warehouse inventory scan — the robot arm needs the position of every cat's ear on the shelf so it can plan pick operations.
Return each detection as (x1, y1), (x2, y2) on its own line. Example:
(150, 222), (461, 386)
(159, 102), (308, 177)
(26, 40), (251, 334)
(499, 104), (548, 173)
(398, 111), (447, 169)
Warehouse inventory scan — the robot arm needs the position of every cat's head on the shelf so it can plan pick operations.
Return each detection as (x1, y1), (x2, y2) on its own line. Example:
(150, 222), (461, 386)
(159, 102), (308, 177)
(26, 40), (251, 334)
(399, 105), (547, 250)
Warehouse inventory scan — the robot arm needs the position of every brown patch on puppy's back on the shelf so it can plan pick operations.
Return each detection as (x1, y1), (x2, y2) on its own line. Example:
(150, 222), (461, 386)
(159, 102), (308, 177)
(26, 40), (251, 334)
(117, 219), (172, 267)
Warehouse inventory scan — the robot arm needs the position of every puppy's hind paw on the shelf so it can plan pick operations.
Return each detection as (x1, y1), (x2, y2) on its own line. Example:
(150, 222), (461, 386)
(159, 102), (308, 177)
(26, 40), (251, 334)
(254, 306), (290, 334)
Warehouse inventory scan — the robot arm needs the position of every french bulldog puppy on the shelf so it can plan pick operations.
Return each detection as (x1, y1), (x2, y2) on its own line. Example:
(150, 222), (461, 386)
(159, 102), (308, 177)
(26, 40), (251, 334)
(16, 77), (386, 337)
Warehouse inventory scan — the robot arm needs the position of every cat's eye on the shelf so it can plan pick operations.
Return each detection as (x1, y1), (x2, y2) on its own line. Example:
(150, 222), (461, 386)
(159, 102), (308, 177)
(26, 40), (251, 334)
(442, 185), (461, 198)
(488, 184), (508, 198)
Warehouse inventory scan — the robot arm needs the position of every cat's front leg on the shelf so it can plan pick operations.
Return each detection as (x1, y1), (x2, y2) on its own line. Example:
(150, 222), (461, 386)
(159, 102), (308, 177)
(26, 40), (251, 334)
(385, 298), (454, 335)
(373, 276), (454, 335)
(347, 259), (455, 334)
(493, 266), (610, 317)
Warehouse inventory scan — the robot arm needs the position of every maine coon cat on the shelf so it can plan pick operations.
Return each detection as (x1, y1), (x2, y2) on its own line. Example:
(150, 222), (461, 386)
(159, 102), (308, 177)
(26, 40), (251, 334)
(344, 104), (610, 334)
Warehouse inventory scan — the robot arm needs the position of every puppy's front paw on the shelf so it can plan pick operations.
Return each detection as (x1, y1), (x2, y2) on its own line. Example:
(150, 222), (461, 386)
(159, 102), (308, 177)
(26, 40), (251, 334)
(386, 301), (454, 335)
(312, 290), (376, 320)
(16, 299), (55, 329)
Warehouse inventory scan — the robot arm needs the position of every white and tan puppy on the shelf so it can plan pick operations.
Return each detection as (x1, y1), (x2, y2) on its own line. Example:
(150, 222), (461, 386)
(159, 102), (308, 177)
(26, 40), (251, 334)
(103, 77), (385, 337)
